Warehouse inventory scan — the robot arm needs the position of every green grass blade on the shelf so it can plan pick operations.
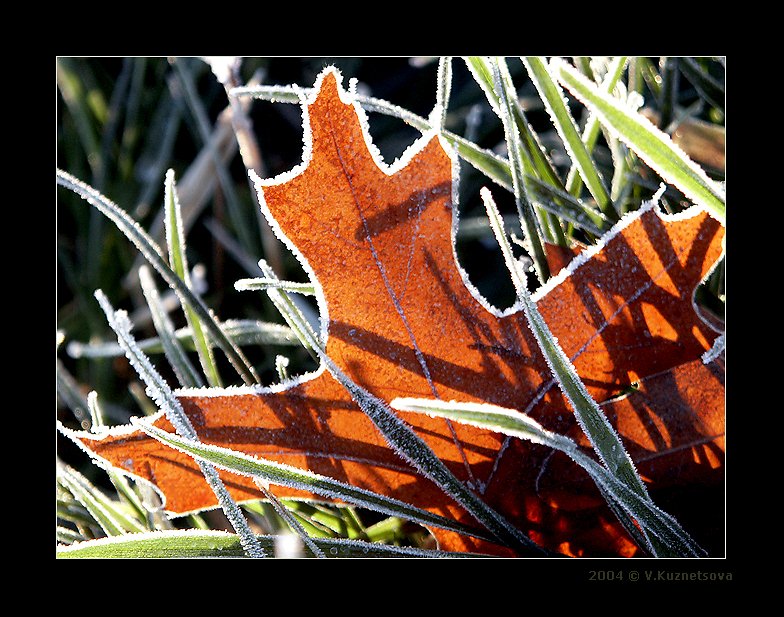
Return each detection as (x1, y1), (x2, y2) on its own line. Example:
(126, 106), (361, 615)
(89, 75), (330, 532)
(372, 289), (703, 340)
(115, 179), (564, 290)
(131, 417), (496, 544)
(139, 264), (204, 388)
(523, 57), (616, 221)
(564, 56), (628, 197)
(163, 169), (221, 386)
(89, 291), (266, 558)
(235, 277), (315, 296)
(551, 58), (726, 222)
(526, 174), (612, 235)
(57, 462), (145, 536)
(56, 169), (260, 385)
(465, 57), (570, 216)
(56, 530), (482, 558)
(489, 57), (550, 283)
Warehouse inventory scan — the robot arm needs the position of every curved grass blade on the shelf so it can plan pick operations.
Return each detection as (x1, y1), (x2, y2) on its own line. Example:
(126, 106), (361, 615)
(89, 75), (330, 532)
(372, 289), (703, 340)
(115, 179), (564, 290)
(56, 530), (483, 558)
(391, 398), (703, 557)
(551, 59), (726, 223)
(131, 417), (498, 544)
(163, 169), (221, 386)
(56, 169), (259, 385)
(522, 57), (617, 221)
(139, 264), (204, 388)
(67, 319), (297, 359)
(89, 291), (265, 558)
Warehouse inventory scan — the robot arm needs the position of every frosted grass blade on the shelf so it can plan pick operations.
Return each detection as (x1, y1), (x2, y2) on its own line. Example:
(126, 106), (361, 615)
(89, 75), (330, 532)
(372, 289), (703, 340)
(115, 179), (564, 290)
(490, 57), (550, 283)
(57, 530), (482, 558)
(551, 58), (726, 223)
(523, 57), (616, 221)
(139, 264), (204, 388)
(434, 56), (452, 130)
(90, 291), (266, 558)
(56, 169), (259, 385)
(67, 319), (297, 359)
(466, 56), (566, 246)
(163, 169), (221, 386)
(481, 189), (648, 498)
(565, 56), (628, 197)
(232, 84), (515, 192)
(132, 418), (497, 543)
(253, 480), (326, 558)
(235, 277), (316, 296)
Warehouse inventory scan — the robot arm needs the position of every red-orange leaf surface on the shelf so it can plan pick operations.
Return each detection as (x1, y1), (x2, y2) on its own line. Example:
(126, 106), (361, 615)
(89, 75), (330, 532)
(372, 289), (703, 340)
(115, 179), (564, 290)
(73, 68), (725, 557)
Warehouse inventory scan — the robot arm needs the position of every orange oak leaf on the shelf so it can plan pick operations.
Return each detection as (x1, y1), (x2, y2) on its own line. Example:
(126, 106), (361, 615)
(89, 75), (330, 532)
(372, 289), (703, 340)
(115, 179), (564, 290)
(69, 68), (725, 557)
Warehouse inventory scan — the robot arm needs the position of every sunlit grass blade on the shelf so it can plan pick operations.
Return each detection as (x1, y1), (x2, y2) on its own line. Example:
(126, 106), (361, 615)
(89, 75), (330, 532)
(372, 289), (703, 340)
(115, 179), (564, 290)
(67, 319), (297, 359)
(564, 57), (628, 198)
(390, 397), (703, 557)
(131, 417), (497, 544)
(56, 530), (483, 558)
(522, 57), (617, 221)
(235, 277), (316, 296)
(56, 169), (260, 385)
(232, 84), (515, 192)
(139, 264), (204, 388)
(163, 169), (221, 386)
(57, 461), (146, 536)
(88, 290), (266, 558)
(551, 58), (726, 223)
